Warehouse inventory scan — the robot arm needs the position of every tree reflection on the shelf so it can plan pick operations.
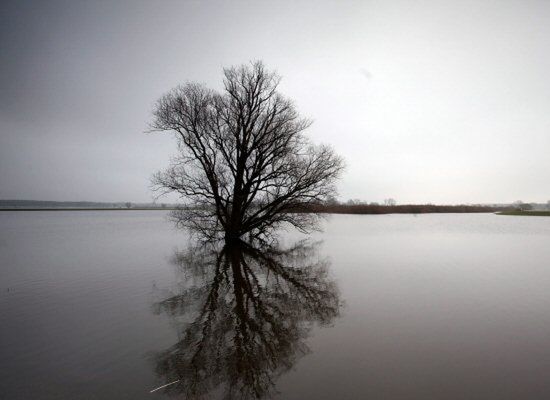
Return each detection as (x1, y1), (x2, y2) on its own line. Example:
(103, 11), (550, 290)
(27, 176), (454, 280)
(152, 240), (341, 399)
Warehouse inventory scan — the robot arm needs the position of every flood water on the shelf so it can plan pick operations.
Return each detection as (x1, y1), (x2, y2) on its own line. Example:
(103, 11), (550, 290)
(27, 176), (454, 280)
(1, 211), (550, 399)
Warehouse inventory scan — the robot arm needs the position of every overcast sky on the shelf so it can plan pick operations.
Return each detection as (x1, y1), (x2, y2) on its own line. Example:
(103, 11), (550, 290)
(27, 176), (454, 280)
(1, 0), (549, 204)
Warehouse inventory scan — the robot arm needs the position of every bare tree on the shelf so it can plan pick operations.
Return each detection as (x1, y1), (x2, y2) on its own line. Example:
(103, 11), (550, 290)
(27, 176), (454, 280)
(513, 200), (532, 211)
(346, 198), (364, 205)
(150, 61), (344, 241)
(383, 198), (396, 206)
(125, 202), (132, 209)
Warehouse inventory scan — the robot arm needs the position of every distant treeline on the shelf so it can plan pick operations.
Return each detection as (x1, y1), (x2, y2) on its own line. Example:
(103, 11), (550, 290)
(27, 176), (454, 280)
(302, 204), (503, 214)
(0, 200), (120, 208)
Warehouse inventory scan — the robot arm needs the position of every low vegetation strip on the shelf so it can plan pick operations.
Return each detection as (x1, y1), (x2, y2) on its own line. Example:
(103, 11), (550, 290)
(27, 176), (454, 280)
(304, 204), (502, 214)
(497, 210), (550, 216)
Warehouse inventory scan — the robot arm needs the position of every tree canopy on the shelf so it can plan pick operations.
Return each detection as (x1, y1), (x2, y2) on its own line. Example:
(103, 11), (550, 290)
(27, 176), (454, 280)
(151, 61), (344, 241)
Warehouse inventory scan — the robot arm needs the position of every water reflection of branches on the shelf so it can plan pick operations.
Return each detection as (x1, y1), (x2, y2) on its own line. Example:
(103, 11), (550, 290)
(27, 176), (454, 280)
(152, 240), (341, 399)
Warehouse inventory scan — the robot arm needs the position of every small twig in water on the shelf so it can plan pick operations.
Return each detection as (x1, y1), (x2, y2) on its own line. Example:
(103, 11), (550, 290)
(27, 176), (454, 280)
(149, 379), (180, 393)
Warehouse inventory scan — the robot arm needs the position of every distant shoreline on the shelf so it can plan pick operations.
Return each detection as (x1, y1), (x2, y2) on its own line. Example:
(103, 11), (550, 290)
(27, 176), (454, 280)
(0, 208), (178, 211)
(302, 204), (502, 215)
(1, 205), (501, 214)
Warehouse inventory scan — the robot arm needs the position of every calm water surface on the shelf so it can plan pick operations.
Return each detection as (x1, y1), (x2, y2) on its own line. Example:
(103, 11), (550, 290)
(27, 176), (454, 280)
(1, 211), (550, 399)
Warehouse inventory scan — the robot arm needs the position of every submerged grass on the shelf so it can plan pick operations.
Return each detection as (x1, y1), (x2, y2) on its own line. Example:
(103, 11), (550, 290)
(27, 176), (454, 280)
(497, 210), (550, 217)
